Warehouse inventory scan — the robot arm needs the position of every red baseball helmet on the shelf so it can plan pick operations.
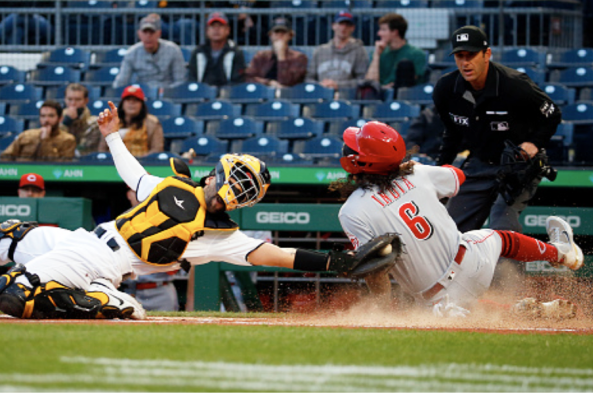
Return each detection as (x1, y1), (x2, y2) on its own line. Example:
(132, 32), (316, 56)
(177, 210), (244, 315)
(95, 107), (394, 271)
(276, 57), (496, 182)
(340, 121), (406, 175)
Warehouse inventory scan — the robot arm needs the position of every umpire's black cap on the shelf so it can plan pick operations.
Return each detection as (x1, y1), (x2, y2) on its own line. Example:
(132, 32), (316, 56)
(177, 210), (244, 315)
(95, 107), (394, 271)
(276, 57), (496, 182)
(449, 25), (489, 56)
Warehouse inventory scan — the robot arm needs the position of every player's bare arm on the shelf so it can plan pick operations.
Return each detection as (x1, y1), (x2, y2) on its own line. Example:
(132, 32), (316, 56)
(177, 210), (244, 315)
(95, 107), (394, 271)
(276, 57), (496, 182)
(97, 101), (120, 137)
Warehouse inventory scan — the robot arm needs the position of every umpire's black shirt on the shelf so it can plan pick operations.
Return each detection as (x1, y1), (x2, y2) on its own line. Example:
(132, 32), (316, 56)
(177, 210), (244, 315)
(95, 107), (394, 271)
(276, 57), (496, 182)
(433, 61), (561, 166)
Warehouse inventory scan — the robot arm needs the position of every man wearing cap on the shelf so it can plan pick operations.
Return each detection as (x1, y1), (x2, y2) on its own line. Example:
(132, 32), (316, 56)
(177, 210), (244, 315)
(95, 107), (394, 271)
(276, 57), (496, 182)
(433, 25), (561, 233)
(17, 173), (46, 198)
(1, 100), (76, 162)
(245, 16), (307, 88)
(306, 11), (369, 91)
(113, 13), (186, 89)
(188, 12), (246, 86)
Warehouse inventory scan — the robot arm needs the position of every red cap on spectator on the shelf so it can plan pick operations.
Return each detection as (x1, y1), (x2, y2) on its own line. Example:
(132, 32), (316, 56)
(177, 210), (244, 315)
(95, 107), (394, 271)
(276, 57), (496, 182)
(121, 85), (146, 101)
(207, 12), (229, 26)
(19, 173), (45, 190)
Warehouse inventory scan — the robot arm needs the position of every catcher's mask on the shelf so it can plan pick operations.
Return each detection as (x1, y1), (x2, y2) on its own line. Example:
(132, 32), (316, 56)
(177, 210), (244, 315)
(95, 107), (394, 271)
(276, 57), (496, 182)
(214, 154), (271, 211)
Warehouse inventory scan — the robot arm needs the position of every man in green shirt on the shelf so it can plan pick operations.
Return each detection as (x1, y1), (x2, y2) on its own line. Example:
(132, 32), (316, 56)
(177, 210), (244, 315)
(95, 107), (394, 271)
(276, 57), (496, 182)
(365, 13), (426, 90)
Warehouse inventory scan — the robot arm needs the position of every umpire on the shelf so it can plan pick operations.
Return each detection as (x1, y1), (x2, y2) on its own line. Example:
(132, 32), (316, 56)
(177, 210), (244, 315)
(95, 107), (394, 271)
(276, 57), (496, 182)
(433, 25), (561, 233)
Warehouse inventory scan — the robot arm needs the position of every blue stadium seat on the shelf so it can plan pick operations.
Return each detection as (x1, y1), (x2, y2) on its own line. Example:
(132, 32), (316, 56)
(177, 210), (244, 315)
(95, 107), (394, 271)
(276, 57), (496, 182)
(540, 83), (576, 106)
(134, 0), (159, 7)
(390, 120), (412, 137)
(78, 152), (114, 164)
(395, 83), (435, 105)
(279, 82), (334, 104)
(375, 0), (429, 7)
(45, 83), (102, 101)
(302, 100), (360, 121)
(546, 122), (573, 164)
(180, 135), (228, 156)
(244, 100), (301, 121)
(9, 100), (45, 121)
(181, 47), (192, 63)
(515, 67), (546, 85)
(39, 47), (92, 70)
(185, 100), (242, 120)
(268, 1), (318, 8)
(29, 66), (82, 86)
(219, 83), (276, 104)
(362, 101), (421, 122)
(0, 66), (26, 86)
(0, 103), (7, 116)
(549, 67), (593, 88)
(65, 1), (113, 7)
(501, 48), (546, 69)
(266, 117), (324, 139)
(337, 87), (383, 105)
(327, 118), (371, 135)
(435, 0), (483, 7)
(0, 115), (24, 137)
(162, 82), (218, 104)
(102, 84), (159, 102)
(83, 66), (121, 87)
(88, 99), (111, 116)
(207, 117), (264, 139)
(0, 134), (16, 152)
(235, 135), (289, 156)
(320, 0), (373, 8)
(548, 48), (593, 69)
(578, 87), (593, 102)
(146, 99), (182, 119)
(0, 83), (43, 104)
(292, 135), (344, 158)
(560, 102), (593, 124)
(93, 48), (128, 68)
(268, 152), (314, 166)
(572, 123), (593, 164)
(140, 151), (186, 165)
(160, 116), (204, 139)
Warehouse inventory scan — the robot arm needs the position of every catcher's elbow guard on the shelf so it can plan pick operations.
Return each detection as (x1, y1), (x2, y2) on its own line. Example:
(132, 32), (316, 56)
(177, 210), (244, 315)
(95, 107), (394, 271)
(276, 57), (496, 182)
(293, 249), (330, 272)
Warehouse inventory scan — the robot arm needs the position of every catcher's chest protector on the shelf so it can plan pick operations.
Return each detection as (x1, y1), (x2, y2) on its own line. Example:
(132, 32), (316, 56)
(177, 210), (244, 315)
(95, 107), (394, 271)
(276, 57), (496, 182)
(116, 176), (238, 266)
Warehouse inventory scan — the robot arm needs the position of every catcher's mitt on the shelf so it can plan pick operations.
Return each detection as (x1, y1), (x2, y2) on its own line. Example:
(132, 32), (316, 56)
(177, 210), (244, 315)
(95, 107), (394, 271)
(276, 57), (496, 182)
(328, 233), (402, 279)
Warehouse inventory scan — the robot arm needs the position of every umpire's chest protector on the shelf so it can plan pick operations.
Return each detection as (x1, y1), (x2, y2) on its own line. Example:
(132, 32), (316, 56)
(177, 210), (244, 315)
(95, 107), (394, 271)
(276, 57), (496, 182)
(115, 176), (238, 266)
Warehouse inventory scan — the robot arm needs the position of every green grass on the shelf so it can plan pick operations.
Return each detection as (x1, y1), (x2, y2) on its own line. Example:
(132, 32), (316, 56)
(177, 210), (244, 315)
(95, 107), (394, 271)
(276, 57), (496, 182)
(1, 320), (592, 392)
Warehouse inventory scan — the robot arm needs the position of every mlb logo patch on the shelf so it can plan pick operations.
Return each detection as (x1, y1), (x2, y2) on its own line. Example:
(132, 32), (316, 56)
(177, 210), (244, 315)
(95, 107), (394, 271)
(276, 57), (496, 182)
(490, 121), (510, 131)
(457, 33), (469, 42)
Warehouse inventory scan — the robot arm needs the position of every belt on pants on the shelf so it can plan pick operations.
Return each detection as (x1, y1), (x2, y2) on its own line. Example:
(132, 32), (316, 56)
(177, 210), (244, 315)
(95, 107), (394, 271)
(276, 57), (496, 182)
(421, 245), (467, 301)
(93, 226), (121, 252)
(136, 281), (171, 291)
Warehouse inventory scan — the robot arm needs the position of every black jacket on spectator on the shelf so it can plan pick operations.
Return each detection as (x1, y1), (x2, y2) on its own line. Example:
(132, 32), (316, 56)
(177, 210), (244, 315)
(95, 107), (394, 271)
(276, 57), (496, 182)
(188, 40), (246, 86)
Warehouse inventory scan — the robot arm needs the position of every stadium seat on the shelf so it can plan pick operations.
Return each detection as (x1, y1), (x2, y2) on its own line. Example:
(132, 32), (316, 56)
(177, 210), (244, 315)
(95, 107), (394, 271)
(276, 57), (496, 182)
(134, 0), (159, 8)
(395, 83), (435, 105)
(244, 100), (301, 121)
(0, 83), (43, 104)
(429, 49), (456, 69)
(185, 100), (242, 120)
(375, 0), (429, 7)
(140, 151), (186, 165)
(279, 82), (334, 103)
(88, 99), (110, 116)
(160, 116), (204, 139)
(268, 1), (318, 8)
(0, 103), (7, 116)
(559, 102), (593, 124)
(206, 117), (264, 139)
(515, 67), (546, 85)
(540, 83), (576, 106)
(390, 120), (412, 137)
(180, 48), (192, 63)
(103, 84), (159, 102)
(65, 1), (113, 7)
(29, 65), (82, 86)
(0, 134), (16, 152)
(235, 135), (289, 156)
(319, 0), (372, 7)
(268, 152), (314, 166)
(362, 101), (421, 122)
(337, 87), (383, 105)
(162, 82), (218, 104)
(146, 99), (182, 119)
(266, 117), (324, 139)
(39, 47), (92, 70)
(45, 83), (102, 101)
(501, 48), (546, 69)
(9, 100), (45, 121)
(83, 66), (121, 86)
(302, 100), (360, 121)
(549, 67), (593, 88)
(578, 87), (593, 102)
(78, 152), (114, 164)
(435, 0), (483, 7)
(546, 122), (573, 164)
(0, 115), (24, 137)
(0, 66), (26, 85)
(327, 118), (371, 135)
(572, 123), (593, 164)
(293, 135), (344, 158)
(219, 83), (276, 104)
(548, 48), (593, 69)
(93, 48), (127, 68)
(180, 135), (228, 156)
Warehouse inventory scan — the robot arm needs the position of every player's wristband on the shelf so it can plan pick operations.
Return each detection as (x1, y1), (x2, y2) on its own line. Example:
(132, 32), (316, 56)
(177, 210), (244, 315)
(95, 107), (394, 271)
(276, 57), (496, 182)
(293, 249), (329, 272)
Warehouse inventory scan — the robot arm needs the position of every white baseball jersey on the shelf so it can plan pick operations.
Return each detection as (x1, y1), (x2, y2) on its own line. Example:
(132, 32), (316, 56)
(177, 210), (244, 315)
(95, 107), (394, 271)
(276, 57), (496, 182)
(339, 164), (501, 308)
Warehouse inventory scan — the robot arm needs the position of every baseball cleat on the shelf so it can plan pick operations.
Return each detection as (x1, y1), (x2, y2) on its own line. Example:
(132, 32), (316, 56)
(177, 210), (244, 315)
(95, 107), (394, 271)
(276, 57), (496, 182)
(88, 278), (147, 320)
(511, 297), (577, 320)
(546, 216), (584, 270)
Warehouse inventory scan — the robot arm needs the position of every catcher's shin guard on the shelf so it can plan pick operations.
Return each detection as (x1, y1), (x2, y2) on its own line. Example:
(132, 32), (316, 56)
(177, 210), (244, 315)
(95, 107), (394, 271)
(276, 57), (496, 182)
(88, 279), (147, 320)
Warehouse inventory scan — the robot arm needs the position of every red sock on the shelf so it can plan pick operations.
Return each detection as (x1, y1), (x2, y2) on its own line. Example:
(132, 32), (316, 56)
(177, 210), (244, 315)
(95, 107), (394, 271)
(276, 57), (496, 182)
(495, 230), (558, 262)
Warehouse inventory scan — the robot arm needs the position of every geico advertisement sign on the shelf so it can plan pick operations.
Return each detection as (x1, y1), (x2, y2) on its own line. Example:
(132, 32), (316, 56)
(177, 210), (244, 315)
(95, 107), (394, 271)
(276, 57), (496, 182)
(524, 215), (581, 228)
(256, 212), (310, 224)
(0, 204), (31, 216)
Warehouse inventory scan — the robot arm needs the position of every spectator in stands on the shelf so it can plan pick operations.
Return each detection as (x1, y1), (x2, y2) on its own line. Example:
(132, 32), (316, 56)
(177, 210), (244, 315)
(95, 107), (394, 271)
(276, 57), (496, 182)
(17, 173), (46, 198)
(405, 105), (445, 159)
(188, 12), (246, 86)
(0, 1), (53, 45)
(305, 11), (368, 92)
(0, 100), (75, 162)
(97, 86), (164, 157)
(245, 16), (307, 88)
(112, 13), (187, 89)
(365, 13), (426, 90)
(60, 83), (100, 157)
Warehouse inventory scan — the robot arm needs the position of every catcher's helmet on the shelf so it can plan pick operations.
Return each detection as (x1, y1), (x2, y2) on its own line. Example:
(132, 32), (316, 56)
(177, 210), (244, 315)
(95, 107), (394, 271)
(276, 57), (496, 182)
(340, 121), (406, 175)
(214, 154), (271, 211)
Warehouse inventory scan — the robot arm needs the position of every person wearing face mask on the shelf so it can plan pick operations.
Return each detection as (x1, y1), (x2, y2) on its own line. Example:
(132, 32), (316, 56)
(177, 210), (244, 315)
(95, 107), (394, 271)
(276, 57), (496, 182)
(97, 85), (163, 157)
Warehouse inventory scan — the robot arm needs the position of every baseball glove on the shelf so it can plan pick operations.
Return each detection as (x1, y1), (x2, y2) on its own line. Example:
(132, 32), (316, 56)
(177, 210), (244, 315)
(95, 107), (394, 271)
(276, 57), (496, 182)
(328, 233), (402, 279)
